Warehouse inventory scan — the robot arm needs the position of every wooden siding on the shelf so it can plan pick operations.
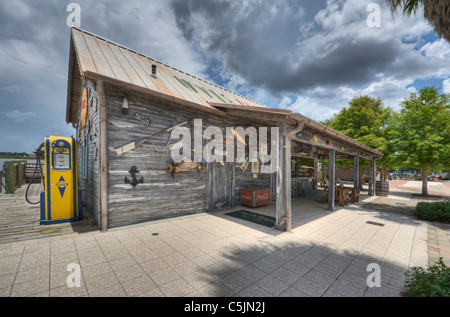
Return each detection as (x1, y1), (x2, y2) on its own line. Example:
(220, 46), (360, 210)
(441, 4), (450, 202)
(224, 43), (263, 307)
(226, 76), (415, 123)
(105, 87), (275, 228)
(77, 80), (101, 226)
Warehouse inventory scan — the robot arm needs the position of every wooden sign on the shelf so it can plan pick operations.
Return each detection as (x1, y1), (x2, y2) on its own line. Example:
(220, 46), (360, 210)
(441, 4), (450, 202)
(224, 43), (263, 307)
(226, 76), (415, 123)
(134, 112), (150, 126)
(80, 86), (89, 129)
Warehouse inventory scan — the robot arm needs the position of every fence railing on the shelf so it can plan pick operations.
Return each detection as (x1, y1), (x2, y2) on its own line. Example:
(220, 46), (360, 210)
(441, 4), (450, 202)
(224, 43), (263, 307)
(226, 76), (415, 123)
(2, 161), (28, 194)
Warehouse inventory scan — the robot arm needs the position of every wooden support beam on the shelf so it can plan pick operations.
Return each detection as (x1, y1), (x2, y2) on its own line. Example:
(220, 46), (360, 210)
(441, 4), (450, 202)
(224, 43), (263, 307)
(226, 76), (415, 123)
(314, 155), (318, 190)
(368, 158), (374, 196)
(328, 149), (336, 211)
(275, 125), (286, 231)
(354, 155), (360, 189)
(97, 79), (109, 231)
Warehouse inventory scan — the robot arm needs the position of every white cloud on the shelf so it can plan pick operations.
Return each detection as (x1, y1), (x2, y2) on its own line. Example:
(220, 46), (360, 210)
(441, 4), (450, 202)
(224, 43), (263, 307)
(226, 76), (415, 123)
(443, 79), (450, 94)
(2, 110), (40, 123)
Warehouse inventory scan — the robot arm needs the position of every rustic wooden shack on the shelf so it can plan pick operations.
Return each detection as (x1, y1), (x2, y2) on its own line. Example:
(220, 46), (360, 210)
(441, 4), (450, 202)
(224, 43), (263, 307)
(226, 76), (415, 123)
(65, 28), (382, 231)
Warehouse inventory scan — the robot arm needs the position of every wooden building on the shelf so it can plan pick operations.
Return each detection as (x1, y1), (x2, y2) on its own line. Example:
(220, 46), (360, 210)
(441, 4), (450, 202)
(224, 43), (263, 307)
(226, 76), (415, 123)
(65, 28), (382, 232)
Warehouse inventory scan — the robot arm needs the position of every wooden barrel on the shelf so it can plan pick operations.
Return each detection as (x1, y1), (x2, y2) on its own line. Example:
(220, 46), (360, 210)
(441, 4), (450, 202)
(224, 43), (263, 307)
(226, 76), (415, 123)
(375, 180), (389, 197)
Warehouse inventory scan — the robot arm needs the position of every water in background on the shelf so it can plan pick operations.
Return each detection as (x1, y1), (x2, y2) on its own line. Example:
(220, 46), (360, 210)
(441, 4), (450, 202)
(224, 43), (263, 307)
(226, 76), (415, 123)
(0, 158), (39, 170)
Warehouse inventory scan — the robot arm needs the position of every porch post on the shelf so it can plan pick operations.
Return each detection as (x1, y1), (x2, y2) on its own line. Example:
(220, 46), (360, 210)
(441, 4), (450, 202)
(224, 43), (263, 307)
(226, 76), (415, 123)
(314, 155), (319, 190)
(275, 125), (286, 230)
(328, 149), (336, 210)
(353, 155), (359, 189)
(368, 158), (374, 196)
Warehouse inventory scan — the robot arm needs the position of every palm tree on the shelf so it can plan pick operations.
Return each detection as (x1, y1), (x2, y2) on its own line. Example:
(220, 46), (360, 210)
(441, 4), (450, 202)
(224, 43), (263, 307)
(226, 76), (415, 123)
(386, 0), (450, 42)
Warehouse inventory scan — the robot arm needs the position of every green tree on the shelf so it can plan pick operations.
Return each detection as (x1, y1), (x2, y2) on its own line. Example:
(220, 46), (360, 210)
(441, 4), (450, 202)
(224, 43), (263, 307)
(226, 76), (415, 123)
(386, 0), (450, 42)
(392, 86), (450, 196)
(326, 95), (395, 179)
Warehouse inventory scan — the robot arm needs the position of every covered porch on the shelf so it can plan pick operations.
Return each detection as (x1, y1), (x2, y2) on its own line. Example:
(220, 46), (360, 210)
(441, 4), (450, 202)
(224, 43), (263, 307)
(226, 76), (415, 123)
(209, 102), (383, 232)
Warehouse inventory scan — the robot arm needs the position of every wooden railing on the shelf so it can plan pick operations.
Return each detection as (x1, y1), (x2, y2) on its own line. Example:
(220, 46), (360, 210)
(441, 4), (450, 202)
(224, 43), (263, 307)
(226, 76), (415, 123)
(2, 161), (28, 194)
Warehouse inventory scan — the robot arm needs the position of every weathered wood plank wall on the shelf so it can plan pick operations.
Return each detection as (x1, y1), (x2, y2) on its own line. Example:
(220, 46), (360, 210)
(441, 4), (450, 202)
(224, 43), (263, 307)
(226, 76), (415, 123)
(105, 87), (275, 228)
(77, 80), (101, 225)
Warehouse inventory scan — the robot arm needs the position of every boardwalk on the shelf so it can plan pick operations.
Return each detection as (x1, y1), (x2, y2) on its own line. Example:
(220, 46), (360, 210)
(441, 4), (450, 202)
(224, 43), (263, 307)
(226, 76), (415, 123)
(0, 183), (98, 244)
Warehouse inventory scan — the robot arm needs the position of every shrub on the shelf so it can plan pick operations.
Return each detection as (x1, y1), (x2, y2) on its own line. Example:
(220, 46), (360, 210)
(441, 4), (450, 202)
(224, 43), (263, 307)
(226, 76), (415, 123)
(415, 201), (450, 221)
(404, 257), (450, 297)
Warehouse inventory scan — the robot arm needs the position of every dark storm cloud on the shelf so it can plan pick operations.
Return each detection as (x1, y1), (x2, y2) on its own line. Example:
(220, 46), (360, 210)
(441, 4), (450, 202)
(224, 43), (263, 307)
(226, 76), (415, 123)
(169, 0), (448, 98)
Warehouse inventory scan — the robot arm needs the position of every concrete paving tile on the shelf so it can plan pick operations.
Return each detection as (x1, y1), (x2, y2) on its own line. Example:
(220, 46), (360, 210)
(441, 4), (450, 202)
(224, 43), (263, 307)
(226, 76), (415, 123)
(84, 272), (120, 292)
(256, 274), (290, 296)
(314, 261), (347, 279)
(14, 265), (50, 285)
(0, 273), (15, 290)
(121, 275), (157, 297)
(322, 289), (345, 297)
(108, 255), (138, 271)
(203, 261), (234, 279)
(81, 262), (113, 280)
(279, 287), (310, 297)
(140, 258), (168, 275)
(78, 254), (107, 268)
(0, 247), (24, 258)
(328, 279), (366, 297)
(235, 284), (271, 297)
(171, 260), (202, 276)
(282, 259), (311, 277)
(148, 267), (181, 286)
(113, 264), (146, 284)
(88, 283), (127, 297)
(270, 266), (302, 285)
(161, 252), (189, 268)
(0, 286), (11, 297)
(364, 285), (402, 297)
(190, 253), (218, 268)
(160, 277), (196, 297)
(217, 271), (253, 294)
(252, 257), (282, 273)
(103, 249), (130, 261)
(292, 275), (332, 297)
(198, 280), (234, 297)
(10, 277), (49, 297)
(49, 283), (89, 297)
(51, 251), (79, 265)
(236, 265), (265, 283)
(183, 269), (215, 290)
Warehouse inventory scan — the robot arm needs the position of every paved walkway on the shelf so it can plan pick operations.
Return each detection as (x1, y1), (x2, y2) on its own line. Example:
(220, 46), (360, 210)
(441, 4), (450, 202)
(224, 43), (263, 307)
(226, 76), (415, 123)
(0, 180), (448, 297)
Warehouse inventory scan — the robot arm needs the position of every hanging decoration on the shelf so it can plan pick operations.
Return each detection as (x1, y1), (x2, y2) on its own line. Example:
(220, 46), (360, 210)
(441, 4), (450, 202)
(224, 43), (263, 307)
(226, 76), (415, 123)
(80, 86), (89, 129)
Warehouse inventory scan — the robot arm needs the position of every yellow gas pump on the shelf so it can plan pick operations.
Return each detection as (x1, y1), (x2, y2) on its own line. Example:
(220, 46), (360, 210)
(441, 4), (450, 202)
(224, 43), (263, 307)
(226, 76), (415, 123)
(40, 136), (82, 225)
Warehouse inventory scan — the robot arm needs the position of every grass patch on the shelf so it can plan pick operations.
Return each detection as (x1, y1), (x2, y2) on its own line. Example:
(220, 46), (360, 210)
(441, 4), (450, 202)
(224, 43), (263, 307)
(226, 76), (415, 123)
(404, 257), (450, 297)
(415, 201), (450, 222)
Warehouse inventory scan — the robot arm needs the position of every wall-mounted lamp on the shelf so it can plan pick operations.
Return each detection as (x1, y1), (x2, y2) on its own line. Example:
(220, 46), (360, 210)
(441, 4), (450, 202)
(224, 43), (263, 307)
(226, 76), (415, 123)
(122, 95), (129, 114)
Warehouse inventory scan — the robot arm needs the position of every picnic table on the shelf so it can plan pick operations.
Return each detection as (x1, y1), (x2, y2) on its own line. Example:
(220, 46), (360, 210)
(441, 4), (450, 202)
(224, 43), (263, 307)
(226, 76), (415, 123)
(321, 178), (360, 206)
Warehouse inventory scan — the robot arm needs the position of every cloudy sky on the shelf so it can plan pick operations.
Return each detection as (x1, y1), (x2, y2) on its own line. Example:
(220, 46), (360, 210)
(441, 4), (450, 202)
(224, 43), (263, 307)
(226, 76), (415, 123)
(1, 0), (449, 153)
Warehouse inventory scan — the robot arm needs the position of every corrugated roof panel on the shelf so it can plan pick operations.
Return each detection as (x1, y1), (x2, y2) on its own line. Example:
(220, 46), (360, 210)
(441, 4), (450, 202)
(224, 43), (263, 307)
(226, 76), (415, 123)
(71, 29), (97, 74)
(112, 44), (148, 87)
(133, 54), (176, 97)
(122, 50), (160, 92)
(71, 27), (266, 111)
(83, 33), (116, 79)
(94, 39), (132, 84)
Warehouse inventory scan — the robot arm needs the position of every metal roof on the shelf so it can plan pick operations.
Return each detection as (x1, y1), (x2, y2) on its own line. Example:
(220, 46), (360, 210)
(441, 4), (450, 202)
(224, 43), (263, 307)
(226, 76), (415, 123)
(66, 27), (383, 158)
(66, 27), (267, 121)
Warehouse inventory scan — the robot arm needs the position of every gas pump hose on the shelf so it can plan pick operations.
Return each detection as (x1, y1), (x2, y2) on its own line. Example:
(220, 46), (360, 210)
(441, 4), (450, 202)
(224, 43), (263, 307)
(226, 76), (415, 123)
(25, 142), (44, 205)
